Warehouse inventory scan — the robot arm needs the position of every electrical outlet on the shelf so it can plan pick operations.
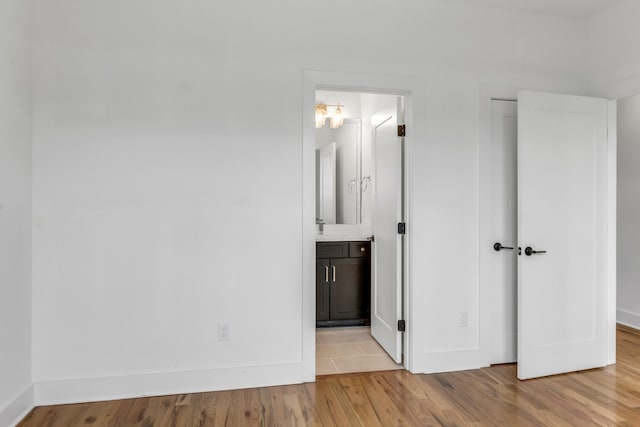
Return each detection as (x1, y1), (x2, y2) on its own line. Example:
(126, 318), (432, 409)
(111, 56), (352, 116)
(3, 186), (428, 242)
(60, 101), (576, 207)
(218, 322), (231, 341)
(459, 311), (469, 328)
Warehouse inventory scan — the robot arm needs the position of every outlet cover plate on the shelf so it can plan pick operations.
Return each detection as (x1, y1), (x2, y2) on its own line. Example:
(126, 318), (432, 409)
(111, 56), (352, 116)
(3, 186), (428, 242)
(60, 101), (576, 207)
(218, 322), (231, 341)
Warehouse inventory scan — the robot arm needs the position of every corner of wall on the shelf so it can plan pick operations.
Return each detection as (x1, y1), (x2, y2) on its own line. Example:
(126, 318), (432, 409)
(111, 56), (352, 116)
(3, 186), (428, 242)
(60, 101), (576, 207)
(0, 384), (34, 427)
(617, 310), (640, 330)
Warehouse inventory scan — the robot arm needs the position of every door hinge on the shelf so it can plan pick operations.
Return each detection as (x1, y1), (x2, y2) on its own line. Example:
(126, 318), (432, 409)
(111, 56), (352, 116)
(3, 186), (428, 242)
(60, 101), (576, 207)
(397, 222), (406, 235)
(398, 320), (406, 332)
(397, 125), (406, 137)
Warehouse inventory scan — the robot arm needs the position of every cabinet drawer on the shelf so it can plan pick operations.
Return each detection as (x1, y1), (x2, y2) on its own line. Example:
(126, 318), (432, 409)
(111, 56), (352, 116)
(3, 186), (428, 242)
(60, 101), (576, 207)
(349, 241), (370, 258)
(317, 242), (349, 258)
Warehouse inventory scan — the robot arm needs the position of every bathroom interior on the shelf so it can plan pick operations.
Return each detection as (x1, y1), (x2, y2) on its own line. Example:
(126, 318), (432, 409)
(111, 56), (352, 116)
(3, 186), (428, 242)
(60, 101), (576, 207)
(314, 89), (403, 375)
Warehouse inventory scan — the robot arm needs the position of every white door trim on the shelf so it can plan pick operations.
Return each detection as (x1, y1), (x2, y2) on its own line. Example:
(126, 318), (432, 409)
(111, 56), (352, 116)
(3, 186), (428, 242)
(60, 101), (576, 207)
(607, 100), (617, 365)
(302, 70), (426, 379)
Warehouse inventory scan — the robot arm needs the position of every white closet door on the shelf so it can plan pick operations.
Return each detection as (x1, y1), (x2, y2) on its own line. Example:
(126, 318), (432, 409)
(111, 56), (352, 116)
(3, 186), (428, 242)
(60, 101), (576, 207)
(490, 100), (518, 364)
(517, 91), (609, 380)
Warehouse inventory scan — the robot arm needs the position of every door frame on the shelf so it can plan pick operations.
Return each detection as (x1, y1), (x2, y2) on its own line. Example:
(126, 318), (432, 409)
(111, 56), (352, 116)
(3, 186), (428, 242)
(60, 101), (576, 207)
(478, 85), (617, 368)
(301, 70), (426, 380)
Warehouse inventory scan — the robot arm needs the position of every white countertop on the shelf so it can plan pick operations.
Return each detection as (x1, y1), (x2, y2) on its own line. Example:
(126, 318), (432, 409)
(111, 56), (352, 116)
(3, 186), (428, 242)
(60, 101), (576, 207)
(316, 235), (370, 242)
(316, 224), (372, 242)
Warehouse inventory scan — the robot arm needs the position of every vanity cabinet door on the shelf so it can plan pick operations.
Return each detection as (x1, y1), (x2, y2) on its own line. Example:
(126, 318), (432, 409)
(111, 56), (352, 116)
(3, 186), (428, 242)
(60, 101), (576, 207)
(316, 259), (331, 321)
(330, 258), (370, 320)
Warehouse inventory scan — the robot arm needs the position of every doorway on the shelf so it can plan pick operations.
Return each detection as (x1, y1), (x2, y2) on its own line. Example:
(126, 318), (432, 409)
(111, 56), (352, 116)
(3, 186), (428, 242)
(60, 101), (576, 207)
(314, 89), (404, 375)
(481, 91), (616, 379)
(301, 71), (425, 380)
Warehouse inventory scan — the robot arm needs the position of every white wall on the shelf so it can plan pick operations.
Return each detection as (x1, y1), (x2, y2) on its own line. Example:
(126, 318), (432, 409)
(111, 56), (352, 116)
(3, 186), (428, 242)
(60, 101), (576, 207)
(616, 95), (640, 328)
(0, 0), (33, 424)
(586, 0), (640, 97)
(31, 0), (590, 403)
(586, 0), (640, 330)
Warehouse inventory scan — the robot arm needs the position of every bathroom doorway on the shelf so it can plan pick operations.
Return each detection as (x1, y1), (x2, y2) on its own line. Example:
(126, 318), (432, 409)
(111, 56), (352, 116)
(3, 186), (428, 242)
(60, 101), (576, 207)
(314, 89), (404, 375)
(301, 70), (424, 381)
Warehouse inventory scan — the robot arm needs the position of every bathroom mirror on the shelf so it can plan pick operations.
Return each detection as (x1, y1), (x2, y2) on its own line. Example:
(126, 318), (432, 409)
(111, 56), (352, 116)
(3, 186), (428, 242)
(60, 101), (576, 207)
(316, 119), (364, 225)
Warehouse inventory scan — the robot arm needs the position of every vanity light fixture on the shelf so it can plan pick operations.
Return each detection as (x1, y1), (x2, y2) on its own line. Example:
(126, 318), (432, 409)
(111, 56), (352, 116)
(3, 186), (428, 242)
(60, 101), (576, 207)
(329, 104), (344, 129)
(315, 103), (345, 129)
(315, 104), (328, 128)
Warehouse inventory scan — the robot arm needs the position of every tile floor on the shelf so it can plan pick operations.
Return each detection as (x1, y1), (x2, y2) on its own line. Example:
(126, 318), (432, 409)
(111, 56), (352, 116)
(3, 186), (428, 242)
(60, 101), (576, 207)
(315, 326), (402, 375)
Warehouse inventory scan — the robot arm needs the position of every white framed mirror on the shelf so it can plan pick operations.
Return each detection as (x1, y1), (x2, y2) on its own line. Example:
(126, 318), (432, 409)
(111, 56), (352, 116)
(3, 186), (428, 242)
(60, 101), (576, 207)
(315, 118), (363, 225)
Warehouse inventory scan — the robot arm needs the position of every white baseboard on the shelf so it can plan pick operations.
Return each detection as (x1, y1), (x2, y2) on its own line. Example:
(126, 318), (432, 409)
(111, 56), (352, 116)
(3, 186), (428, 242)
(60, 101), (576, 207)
(617, 309), (640, 330)
(0, 384), (34, 427)
(35, 362), (304, 406)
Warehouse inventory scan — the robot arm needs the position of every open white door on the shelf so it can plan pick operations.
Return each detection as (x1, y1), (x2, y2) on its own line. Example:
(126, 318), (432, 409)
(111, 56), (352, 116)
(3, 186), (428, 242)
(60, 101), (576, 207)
(371, 101), (403, 364)
(517, 91), (609, 380)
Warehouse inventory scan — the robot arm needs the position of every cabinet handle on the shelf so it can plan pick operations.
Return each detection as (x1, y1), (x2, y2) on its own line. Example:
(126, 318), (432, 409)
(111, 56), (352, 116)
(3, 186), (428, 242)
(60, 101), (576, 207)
(332, 265), (336, 282)
(325, 266), (329, 283)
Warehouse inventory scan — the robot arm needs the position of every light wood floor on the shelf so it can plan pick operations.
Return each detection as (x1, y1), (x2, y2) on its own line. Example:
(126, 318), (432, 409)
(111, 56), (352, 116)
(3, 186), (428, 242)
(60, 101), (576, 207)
(18, 324), (640, 426)
(316, 326), (401, 375)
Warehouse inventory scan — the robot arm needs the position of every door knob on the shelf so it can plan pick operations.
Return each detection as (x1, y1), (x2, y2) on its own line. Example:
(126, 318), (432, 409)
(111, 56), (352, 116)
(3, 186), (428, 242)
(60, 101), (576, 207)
(524, 246), (547, 256)
(494, 242), (514, 252)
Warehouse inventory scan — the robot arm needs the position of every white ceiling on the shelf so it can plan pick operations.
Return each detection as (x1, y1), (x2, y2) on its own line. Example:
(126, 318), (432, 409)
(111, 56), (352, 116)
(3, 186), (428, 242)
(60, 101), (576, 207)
(443, 0), (623, 18)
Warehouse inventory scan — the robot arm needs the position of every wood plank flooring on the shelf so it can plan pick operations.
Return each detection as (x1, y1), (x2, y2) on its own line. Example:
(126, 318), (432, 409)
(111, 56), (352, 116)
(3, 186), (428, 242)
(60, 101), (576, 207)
(18, 324), (640, 426)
